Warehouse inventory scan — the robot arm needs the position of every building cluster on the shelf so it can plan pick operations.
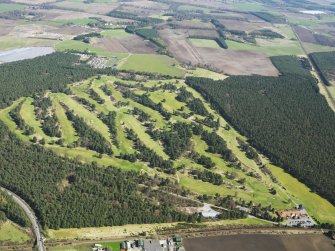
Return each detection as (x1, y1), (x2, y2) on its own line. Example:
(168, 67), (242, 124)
(277, 205), (316, 227)
(120, 237), (184, 251)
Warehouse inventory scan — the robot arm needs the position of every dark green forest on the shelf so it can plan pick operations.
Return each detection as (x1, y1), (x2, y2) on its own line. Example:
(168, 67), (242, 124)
(186, 55), (335, 204)
(0, 122), (191, 229)
(310, 51), (335, 86)
(0, 189), (30, 227)
(0, 52), (114, 109)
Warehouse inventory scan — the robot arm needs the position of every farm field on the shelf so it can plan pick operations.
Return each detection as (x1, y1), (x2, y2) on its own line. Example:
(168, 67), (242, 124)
(184, 234), (335, 251)
(190, 38), (221, 48)
(0, 3), (26, 13)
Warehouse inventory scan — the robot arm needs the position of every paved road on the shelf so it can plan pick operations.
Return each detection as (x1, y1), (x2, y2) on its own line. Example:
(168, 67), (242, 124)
(0, 187), (45, 251)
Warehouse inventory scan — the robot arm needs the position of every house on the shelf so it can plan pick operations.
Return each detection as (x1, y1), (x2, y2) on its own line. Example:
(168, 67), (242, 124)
(278, 209), (304, 218)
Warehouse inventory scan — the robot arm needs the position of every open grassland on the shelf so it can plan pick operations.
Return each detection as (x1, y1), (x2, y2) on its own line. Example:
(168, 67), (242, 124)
(101, 29), (131, 38)
(187, 68), (228, 80)
(190, 38), (221, 48)
(269, 164), (335, 224)
(118, 54), (185, 78)
(0, 3), (26, 13)
(226, 39), (304, 56)
(0, 221), (31, 243)
(49, 241), (121, 251)
(0, 36), (58, 51)
(47, 218), (269, 240)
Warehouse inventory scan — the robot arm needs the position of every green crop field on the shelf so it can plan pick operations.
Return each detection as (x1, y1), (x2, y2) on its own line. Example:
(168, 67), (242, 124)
(101, 29), (131, 38)
(0, 221), (31, 243)
(118, 54), (185, 77)
(0, 3), (25, 13)
(190, 38), (221, 48)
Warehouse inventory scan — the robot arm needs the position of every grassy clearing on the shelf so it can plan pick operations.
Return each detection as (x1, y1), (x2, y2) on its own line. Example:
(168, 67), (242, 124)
(187, 68), (228, 80)
(48, 241), (121, 251)
(190, 38), (221, 48)
(0, 221), (31, 243)
(118, 54), (185, 78)
(0, 3), (25, 13)
(303, 42), (335, 53)
(46, 144), (145, 172)
(55, 40), (127, 58)
(101, 29), (130, 38)
(226, 39), (304, 56)
(48, 218), (269, 240)
(0, 36), (57, 51)
(268, 164), (335, 224)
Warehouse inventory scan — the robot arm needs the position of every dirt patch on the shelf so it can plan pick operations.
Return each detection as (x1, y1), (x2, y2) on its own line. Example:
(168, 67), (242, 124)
(169, 20), (216, 29)
(184, 234), (335, 251)
(159, 28), (278, 76)
(49, 25), (96, 36)
(219, 19), (272, 33)
(91, 36), (158, 54)
(197, 47), (279, 76)
(294, 25), (335, 47)
(174, 28), (219, 38)
(0, 19), (17, 36)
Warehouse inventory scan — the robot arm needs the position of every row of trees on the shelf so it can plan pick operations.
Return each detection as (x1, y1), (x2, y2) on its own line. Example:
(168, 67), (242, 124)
(66, 110), (113, 155)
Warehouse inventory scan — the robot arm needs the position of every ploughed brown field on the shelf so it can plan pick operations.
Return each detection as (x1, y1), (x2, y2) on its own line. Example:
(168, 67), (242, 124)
(184, 234), (335, 251)
(159, 28), (279, 76)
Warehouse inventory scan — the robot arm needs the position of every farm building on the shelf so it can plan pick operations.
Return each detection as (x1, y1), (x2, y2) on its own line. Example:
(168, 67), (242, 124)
(278, 209), (304, 218)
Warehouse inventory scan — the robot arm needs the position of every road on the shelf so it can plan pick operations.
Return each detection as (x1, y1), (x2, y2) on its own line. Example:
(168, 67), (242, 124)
(0, 186), (45, 251)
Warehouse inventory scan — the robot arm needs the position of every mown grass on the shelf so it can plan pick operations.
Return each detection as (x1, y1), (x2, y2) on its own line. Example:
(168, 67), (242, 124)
(52, 93), (111, 143)
(268, 164), (335, 224)
(20, 97), (54, 142)
(190, 38), (221, 48)
(187, 68), (228, 80)
(50, 95), (78, 145)
(118, 54), (185, 78)
(0, 221), (31, 243)
(48, 241), (121, 251)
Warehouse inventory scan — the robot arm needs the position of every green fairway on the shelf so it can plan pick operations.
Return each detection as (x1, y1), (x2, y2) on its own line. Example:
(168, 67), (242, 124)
(0, 221), (31, 243)
(52, 93), (112, 143)
(50, 96), (78, 145)
(0, 3), (25, 13)
(20, 97), (54, 142)
(118, 54), (185, 78)
(190, 38), (221, 48)
(269, 164), (335, 224)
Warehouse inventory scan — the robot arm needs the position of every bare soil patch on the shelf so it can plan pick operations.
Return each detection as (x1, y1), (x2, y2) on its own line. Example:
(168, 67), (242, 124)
(294, 25), (335, 47)
(159, 28), (278, 76)
(91, 36), (158, 54)
(219, 19), (272, 33)
(197, 47), (279, 76)
(49, 25), (96, 36)
(184, 234), (335, 251)
(0, 19), (17, 36)
(169, 20), (216, 30)
(175, 29), (219, 38)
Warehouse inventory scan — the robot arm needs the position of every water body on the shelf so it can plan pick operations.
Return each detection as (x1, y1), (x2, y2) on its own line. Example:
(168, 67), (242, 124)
(184, 234), (334, 251)
(0, 47), (55, 63)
